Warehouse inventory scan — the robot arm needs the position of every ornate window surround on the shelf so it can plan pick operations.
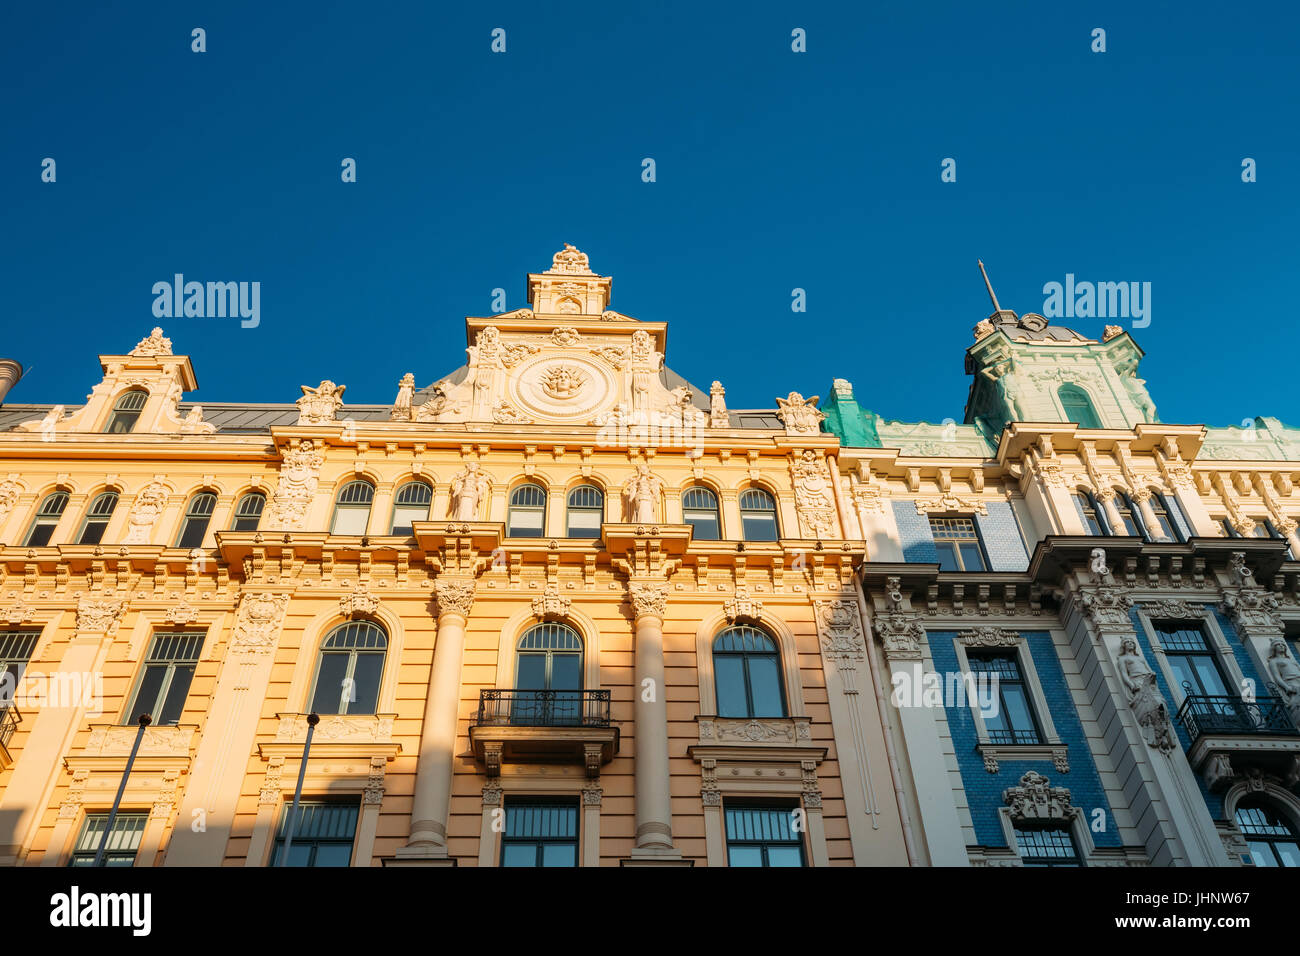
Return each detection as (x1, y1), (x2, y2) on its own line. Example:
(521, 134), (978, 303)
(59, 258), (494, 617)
(950, 628), (1067, 772)
(283, 602), (406, 716)
(493, 605), (602, 691)
(995, 771), (1099, 866)
(474, 775), (602, 867)
(1221, 778), (1300, 866)
(1134, 603), (1248, 711)
(693, 609), (805, 718)
(245, 761), (390, 867)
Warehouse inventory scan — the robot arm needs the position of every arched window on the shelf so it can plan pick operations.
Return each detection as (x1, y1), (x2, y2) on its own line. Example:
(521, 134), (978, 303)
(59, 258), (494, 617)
(1113, 492), (1143, 537)
(566, 484), (604, 538)
(230, 492), (266, 532)
(1234, 797), (1300, 867)
(739, 488), (779, 542)
(1147, 493), (1182, 542)
(309, 620), (387, 715)
(683, 486), (722, 540)
(508, 483), (547, 538)
(24, 491), (69, 547)
(1058, 385), (1101, 429)
(76, 491), (119, 545)
(104, 389), (148, 434)
(390, 481), (432, 535)
(515, 623), (583, 725)
(713, 625), (786, 718)
(176, 492), (217, 548)
(331, 480), (374, 535)
(1075, 492), (1105, 536)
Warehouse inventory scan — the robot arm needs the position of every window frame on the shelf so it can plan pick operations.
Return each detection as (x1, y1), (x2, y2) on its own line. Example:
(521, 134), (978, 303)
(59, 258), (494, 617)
(0, 629), (41, 707)
(1232, 795), (1300, 867)
(507, 483), (547, 538)
(928, 514), (988, 571)
(230, 491), (267, 532)
(330, 480), (376, 536)
(966, 650), (1044, 745)
(1057, 384), (1101, 429)
(75, 491), (120, 545)
(564, 484), (604, 539)
(123, 630), (205, 726)
(682, 485), (723, 540)
(69, 811), (149, 867)
(271, 798), (361, 867)
(307, 620), (388, 716)
(738, 487), (779, 542)
(24, 491), (70, 547)
(389, 480), (433, 536)
(712, 625), (787, 719)
(723, 802), (807, 868)
(103, 389), (149, 434)
(499, 798), (580, 868)
(175, 491), (218, 549)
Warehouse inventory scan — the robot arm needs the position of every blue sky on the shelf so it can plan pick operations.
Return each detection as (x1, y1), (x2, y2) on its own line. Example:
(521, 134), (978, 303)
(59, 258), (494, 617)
(2, 1), (1297, 428)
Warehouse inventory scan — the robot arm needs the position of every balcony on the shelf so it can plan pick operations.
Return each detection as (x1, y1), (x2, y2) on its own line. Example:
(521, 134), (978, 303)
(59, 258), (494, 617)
(1176, 694), (1300, 790)
(468, 690), (619, 777)
(0, 703), (20, 769)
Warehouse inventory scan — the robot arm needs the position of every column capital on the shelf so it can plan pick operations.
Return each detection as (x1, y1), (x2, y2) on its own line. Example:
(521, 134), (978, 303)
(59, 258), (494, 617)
(1076, 584), (1135, 632)
(433, 577), (476, 618)
(628, 581), (668, 620)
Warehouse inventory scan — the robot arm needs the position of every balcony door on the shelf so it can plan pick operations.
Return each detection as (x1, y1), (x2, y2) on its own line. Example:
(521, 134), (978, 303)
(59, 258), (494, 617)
(515, 624), (583, 726)
(1158, 623), (1230, 698)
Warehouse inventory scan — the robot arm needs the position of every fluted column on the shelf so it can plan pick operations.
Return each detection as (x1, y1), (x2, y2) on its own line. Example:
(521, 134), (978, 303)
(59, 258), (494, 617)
(396, 577), (474, 863)
(626, 581), (681, 861)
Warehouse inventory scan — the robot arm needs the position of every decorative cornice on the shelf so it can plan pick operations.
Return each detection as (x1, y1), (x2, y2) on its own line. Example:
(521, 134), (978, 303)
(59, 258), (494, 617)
(1140, 600), (1208, 620)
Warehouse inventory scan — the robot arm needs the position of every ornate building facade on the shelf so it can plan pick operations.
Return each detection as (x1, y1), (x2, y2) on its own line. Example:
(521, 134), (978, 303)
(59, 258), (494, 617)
(0, 247), (1296, 867)
(0, 247), (908, 867)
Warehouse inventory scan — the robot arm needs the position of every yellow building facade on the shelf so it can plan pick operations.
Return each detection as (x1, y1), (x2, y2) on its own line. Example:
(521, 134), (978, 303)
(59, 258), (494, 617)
(0, 246), (913, 867)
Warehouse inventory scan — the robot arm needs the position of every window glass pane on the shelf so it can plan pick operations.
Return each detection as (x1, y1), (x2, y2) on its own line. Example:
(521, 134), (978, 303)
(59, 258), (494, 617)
(935, 541), (959, 572)
(715, 657), (748, 717)
(310, 844), (354, 867)
(1000, 685), (1039, 741)
(741, 514), (777, 541)
(727, 846), (764, 867)
(26, 522), (56, 547)
(177, 516), (210, 549)
(157, 663), (195, 725)
(1188, 656), (1229, 696)
(958, 542), (985, 571)
(685, 513), (720, 540)
(516, 654), (547, 690)
(567, 509), (602, 536)
(766, 846), (804, 867)
(348, 653), (383, 714)
(746, 657), (785, 717)
(128, 666), (168, 724)
(332, 505), (370, 536)
(508, 508), (545, 536)
(311, 653), (352, 714)
(542, 844), (576, 867)
(549, 654), (582, 691)
(390, 504), (426, 535)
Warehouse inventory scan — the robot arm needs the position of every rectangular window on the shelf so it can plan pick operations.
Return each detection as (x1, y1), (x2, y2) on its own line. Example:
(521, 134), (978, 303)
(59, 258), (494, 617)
(70, 812), (148, 867)
(968, 651), (1042, 744)
(271, 800), (360, 867)
(500, 800), (579, 867)
(0, 630), (40, 705)
(1156, 622), (1229, 697)
(725, 805), (806, 867)
(1014, 824), (1080, 867)
(125, 632), (204, 726)
(929, 516), (986, 571)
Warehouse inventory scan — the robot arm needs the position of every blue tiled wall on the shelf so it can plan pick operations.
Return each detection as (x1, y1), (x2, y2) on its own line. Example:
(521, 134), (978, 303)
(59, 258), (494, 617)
(893, 501), (938, 563)
(976, 501), (1031, 571)
(928, 630), (1120, 849)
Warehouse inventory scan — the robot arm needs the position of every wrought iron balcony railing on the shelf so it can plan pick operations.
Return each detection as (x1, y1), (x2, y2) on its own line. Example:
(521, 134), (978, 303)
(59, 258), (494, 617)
(0, 702), (21, 749)
(1176, 694), (1299, 742)
(474, 689), (612, 729)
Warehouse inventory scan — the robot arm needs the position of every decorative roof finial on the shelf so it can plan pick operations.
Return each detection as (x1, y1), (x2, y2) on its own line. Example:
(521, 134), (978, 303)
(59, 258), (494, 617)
(977, 260), (1002, 314)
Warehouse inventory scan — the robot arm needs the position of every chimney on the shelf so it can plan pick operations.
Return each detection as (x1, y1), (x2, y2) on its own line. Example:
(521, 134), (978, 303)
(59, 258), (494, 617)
(0, 360), (21, 405)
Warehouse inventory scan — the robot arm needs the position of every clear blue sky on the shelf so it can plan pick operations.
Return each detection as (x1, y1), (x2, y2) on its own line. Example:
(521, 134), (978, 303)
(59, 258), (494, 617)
(3, 1), (1297, 428)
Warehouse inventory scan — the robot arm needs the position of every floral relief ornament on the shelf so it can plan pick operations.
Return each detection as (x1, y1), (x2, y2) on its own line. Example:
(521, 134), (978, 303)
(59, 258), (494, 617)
(230, 593), (290, 653)
(76, 594), (126, 635)
(434, 578), (476, 617)
(268, 439), (324, 530)
(816, 599), (866, 661)
(629, 582), (668, 618)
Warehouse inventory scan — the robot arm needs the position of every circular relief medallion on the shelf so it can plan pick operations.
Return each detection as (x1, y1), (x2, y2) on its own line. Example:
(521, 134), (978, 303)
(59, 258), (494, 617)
(511, 355), (615, 422)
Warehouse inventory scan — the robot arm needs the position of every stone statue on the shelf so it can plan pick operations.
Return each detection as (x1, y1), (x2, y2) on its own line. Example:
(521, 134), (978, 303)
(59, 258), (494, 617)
(296, 380), (346, 425)
(621, 463), (662, 523)
(130, 327), (173, 356)
(1117, 637), (1176, 753)
(1267, 639), (1300, 722)
(775, 392), (824, 436)
(450, 463), (491, 521)
(180, 406), (209, 433)
(125, 481), (169, 544)
(391, 373), (415, 421)
(709, 381), (728, 428)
